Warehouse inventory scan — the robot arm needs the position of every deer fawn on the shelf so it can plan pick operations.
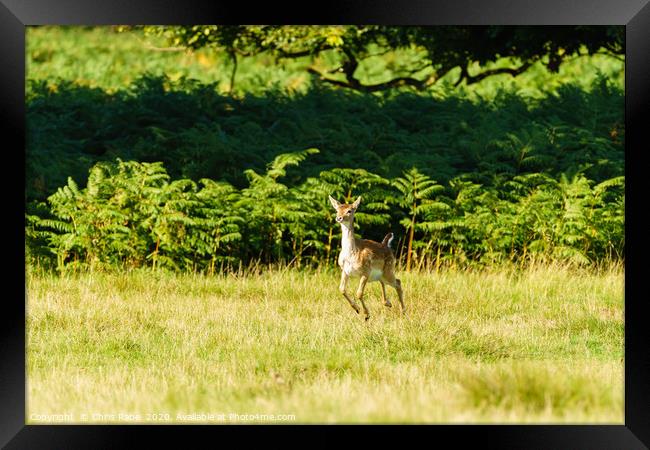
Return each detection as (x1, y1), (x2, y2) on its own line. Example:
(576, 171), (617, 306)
(328, 195), (405, 320)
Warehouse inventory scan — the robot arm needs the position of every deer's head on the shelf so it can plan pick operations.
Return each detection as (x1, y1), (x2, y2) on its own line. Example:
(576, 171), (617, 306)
(328, 195), (361, 226)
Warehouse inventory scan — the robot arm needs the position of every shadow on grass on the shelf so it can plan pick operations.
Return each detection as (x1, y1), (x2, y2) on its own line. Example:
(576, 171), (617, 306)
(26, 74), (624, 203)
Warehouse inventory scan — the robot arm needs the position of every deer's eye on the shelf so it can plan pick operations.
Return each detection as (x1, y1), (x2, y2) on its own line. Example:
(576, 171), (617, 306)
(346, 210), (352, 215)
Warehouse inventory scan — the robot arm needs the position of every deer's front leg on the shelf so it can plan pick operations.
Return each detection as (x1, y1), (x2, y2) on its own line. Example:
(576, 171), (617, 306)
(340, 271), (361, 314)
(356, 275), (370, 321)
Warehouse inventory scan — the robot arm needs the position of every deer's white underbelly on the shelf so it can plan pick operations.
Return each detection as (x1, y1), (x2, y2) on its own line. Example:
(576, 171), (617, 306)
(343, 261), (382, 282)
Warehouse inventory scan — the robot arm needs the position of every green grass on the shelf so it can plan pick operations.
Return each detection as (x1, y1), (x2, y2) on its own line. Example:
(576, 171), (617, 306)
(26, 264), (623, 423)
(26, 26), (314, 96)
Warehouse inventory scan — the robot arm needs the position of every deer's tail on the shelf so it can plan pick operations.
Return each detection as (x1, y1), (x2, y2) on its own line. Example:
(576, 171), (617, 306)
(381, 232), (394, 249)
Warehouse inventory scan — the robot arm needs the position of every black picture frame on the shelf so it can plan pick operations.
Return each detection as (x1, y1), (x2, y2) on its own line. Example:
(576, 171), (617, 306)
(2, 0), (648, 448)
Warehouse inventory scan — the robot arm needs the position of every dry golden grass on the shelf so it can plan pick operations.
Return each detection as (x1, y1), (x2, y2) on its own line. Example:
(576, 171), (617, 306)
(26, 264), (623, 423)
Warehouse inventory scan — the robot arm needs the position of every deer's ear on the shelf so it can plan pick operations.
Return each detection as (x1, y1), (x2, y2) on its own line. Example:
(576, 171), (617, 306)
(328, 195), (340, 209)
(352, 196), (362, 209)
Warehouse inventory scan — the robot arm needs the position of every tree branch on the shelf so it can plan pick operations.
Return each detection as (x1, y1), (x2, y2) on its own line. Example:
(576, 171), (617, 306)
(276, 49), (315, 58)
(340, 47), (361, 89)
(307, 66), (438, 92)
(461, 62), (533, 85)
(307, 45), (533, 93)
(274, 41), (335, 59)
(455, 65), (469, 87)
(330, 48), (438, 92)
(306, 67), (355, 89)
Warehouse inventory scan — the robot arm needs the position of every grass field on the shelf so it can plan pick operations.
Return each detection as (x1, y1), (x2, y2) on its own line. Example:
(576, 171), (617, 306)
(26, 264), (623, 424)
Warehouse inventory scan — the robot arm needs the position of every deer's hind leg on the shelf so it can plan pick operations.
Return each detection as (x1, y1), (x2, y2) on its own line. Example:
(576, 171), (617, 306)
(339, 271), (361, 314)
(380, 281), (392, 308)
(394, 278), (405, 314)
(382, 269), (405, 315)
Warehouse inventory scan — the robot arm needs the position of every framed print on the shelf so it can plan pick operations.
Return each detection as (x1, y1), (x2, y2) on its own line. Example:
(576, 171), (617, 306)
(2, 0), (649, 447)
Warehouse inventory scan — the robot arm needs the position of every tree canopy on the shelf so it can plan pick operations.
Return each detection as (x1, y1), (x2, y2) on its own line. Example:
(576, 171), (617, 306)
(141, 25), (624, 92)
